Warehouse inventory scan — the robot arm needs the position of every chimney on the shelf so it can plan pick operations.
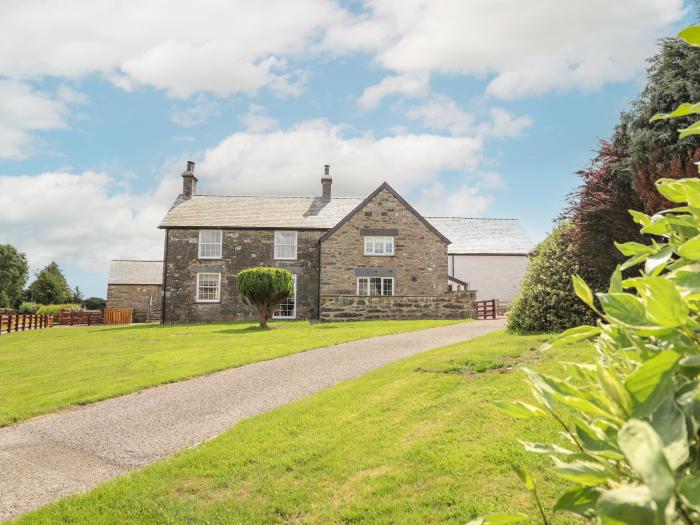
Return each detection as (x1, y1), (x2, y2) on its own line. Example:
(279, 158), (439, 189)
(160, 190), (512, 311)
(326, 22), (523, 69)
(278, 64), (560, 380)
(182, 160), (198, 199)
(321, 164), (332, 200)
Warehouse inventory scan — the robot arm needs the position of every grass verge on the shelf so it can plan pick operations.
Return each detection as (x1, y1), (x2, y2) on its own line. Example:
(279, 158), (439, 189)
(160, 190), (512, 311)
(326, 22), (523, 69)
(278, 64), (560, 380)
(15, 330), (588, 524)
(0, 319), (457, 426)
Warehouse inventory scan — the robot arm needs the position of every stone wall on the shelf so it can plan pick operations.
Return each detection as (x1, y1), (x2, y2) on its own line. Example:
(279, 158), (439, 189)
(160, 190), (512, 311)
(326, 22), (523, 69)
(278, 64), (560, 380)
(106, 284), (161, 323)
(320, 187), (448, 296)
(319, 291), (476, 321)
(162, 228), (322, 324)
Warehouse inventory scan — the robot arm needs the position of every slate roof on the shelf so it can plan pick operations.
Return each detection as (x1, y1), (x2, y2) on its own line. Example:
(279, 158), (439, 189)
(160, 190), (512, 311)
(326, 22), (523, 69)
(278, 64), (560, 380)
(108, 260), (163, 285)
(159, 195), (364, 229)
(425, 217), (534, 255)
(158, 192), (534, 255)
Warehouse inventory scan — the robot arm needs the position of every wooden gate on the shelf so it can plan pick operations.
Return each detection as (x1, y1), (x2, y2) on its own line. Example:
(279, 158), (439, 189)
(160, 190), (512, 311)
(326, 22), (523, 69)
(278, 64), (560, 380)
(475, 299), (497, 320)
(104, 307), (133, 325)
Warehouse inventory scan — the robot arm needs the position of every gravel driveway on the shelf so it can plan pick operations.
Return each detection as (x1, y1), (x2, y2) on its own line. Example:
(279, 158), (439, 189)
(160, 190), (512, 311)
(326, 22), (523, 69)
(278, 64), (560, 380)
(0, 319), (504, 521)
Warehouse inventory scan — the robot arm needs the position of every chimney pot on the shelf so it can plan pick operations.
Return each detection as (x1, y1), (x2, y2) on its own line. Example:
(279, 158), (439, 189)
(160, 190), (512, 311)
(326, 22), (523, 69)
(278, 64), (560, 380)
(182, 160), (198, 199)
(321, 164), (332, 200)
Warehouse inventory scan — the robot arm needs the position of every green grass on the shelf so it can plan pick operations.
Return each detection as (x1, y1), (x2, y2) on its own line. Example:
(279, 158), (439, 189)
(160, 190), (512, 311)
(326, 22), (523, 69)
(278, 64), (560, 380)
(16, 331), (589, 524)
(0, 319), (457, 427)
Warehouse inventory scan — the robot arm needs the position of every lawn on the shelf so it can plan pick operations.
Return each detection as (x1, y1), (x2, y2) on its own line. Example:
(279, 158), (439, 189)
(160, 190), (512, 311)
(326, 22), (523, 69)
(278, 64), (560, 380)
(0, 319), (457, 427)
(15, 331), (589, 524)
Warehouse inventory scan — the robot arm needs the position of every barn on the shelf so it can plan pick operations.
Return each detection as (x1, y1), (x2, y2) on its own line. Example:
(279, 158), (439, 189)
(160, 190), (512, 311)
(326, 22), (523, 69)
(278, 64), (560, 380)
(106, 260), (163, 323)
(426, 217), (534, 305)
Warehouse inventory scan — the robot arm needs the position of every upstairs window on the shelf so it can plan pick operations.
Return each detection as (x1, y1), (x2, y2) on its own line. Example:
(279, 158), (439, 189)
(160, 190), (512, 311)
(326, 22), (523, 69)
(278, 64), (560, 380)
(199, 230), (222, 259)
(274, 231), (298, 260)
(364, 236), (394, 256)
(196, 273), (221, 302)
(357, 277), (394, 296)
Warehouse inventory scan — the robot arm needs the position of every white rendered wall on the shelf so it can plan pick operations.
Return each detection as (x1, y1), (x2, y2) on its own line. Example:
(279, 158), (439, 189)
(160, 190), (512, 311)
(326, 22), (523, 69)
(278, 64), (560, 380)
(449, 255), (529, 303)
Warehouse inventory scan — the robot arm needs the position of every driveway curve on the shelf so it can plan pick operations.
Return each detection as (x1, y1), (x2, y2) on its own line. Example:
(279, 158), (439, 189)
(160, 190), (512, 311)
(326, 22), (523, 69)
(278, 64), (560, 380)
(0, 319), (504, 521)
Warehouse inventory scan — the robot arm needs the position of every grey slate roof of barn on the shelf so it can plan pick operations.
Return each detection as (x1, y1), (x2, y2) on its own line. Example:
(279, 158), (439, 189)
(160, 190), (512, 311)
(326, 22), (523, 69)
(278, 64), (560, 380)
(108, 260), (163, 285)
(159, 195), (364, 229)
(425, 217), (534, 255)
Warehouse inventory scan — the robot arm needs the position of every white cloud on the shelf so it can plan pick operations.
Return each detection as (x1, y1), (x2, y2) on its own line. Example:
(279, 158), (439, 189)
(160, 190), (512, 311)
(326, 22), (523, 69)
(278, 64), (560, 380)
(359, 0), (684, 100)
(0, 80), (73, 159)
(406, 95), (474, 135)
(0, 0), (345, 98)
(0, 171), (172, 272)
(415, 181), (494, 217)
(406, 96), (531, 138)
(196, 118), (483, 197)
(242, 104), (279, 133)
(170, 96), (221, 127)
(358, 73), (429, 111)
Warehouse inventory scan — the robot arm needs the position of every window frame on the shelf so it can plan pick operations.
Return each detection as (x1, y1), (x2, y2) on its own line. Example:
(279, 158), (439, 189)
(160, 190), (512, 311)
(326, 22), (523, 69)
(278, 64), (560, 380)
(274, 230), (298, 261)
(198, 230), (223, 260)
(363, 236), (395, 256)
(356, 276), (394, 296)
(195, 272), (221, 303)
(273, 274), (297, 319)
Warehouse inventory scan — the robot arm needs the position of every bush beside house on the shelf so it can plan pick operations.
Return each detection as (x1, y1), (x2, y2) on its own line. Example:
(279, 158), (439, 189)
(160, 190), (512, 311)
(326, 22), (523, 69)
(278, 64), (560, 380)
(507, 224), (596, 332)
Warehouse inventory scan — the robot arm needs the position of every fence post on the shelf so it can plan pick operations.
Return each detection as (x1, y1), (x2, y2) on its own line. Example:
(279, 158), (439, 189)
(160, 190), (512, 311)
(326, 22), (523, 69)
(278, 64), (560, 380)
(21, 315), (26, 331)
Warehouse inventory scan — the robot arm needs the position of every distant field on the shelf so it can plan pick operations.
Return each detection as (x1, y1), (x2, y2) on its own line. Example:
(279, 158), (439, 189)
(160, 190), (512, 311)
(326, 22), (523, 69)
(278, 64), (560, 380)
(16, 331), (589, 524)
(0, 319), (458, 426)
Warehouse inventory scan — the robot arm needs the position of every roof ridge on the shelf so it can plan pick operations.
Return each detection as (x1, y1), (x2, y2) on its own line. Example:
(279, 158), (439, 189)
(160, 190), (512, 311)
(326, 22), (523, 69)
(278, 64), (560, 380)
(192, 194), (364, 199)
(426, 216), (516, 220)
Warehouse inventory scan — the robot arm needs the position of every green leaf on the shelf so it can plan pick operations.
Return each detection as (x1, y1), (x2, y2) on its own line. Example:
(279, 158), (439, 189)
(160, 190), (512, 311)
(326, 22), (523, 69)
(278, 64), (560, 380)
(679, 25), (700, 46)
(609, 265), (623, 293)
(512, 464), (536, 493)
(572, 275), (594, 308)
(553, 486), (600, 518)
(518, 441), (574, 455)
(638, 277), (689, 328)
(614, 241), (655, 256)
(595, 486), (655, 525)
(551, 457), (611, 486)
(654, 178), (685, 205)
(597, 293), (648, 327)
(625, 350), (680, 418)
(492, 401), (546, 419)
(669, 263), (700, 299)
(465, 513), (529, 525)
(679, 120), (700, 139)
(617, 420), (675, 506)
(649, 398), (689, 470)
(678, 235), (700, 260)
(650, 101), (700, 121)
(542, 325), (600, 349)
(644, 246), (673, 276)
(679, 473), (700, 511)
(629, 209), (651, 227)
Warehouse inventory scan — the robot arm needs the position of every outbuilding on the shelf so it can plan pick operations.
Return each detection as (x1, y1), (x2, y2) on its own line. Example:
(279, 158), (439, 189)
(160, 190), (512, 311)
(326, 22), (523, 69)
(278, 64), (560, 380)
(106, 260), (163, 322)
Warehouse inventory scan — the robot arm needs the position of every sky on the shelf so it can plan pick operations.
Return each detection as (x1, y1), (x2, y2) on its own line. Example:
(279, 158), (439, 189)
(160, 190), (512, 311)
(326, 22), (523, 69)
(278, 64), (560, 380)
(0, 0), (694, 298)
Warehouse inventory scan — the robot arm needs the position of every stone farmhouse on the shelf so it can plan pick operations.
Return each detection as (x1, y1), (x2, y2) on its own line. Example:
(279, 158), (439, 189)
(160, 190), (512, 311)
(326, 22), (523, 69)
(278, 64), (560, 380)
(108, 162), (531, 323)
(108, 162), (533, 323)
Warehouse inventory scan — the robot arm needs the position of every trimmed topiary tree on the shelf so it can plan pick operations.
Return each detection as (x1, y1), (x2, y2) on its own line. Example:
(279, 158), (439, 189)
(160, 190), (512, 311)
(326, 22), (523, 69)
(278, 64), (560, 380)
(507, 223), (596, 332)
(236, 267), (292, 328)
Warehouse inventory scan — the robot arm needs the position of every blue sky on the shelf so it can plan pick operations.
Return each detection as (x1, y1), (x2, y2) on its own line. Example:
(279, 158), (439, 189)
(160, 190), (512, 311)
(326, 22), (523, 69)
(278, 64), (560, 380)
(0, 0), (693, 297)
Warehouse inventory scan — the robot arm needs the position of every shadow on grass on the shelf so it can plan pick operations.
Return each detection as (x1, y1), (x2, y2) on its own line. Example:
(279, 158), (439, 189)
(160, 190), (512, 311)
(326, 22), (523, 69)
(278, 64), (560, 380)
(213, 325), (272, 335)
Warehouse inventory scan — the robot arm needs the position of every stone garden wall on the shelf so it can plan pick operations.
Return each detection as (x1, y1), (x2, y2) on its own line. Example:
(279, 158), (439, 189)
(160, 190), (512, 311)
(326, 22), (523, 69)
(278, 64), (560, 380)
(319, 290), (476, 322)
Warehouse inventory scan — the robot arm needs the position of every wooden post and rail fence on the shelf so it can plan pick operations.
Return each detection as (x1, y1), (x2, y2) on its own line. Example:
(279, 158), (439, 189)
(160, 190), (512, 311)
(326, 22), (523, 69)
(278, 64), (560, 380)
(0, 314), (54, 335)
(0, 307), (133, 334)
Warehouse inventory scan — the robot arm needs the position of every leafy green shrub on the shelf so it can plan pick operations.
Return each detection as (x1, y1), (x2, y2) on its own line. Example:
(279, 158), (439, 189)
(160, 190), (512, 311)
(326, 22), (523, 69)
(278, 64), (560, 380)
(475, 176), (700, 524)
(83, 297), (106, 310)
(28, 262), (72, 305)
(507, 223), (596, 332)
(236, 267), (292, 328)
(18, 301), (38, 314)
(36, 303), (81, 317)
